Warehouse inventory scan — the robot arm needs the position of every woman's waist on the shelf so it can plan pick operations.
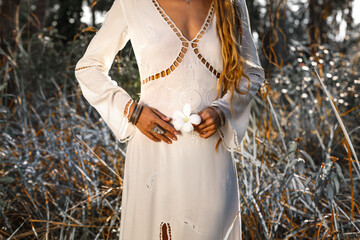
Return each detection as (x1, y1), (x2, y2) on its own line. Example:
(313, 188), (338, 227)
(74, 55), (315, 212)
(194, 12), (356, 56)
(131, 124), (221, 147)
(139, 86), (219, 116)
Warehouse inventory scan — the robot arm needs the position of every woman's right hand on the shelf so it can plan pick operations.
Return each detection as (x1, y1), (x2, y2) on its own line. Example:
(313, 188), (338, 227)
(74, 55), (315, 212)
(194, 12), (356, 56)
(129, 103), (178, 144)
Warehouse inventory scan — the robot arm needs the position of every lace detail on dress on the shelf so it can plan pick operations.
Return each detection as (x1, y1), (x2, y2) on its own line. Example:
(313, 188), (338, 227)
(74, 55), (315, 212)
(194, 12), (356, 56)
(142, 0), (220, 85)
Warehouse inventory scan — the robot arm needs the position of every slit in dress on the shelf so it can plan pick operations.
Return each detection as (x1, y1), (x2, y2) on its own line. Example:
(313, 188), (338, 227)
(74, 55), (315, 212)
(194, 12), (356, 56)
(159, 222), (172, 240)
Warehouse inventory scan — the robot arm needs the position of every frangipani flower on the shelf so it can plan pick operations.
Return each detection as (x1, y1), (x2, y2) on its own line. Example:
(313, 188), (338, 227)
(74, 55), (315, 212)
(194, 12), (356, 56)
(172, 103), (201, 133)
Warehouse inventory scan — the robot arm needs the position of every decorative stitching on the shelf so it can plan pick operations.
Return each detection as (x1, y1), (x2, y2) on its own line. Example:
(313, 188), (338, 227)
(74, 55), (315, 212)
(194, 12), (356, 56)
(244, 66), (266, 81)
(191, 41), (221, 78)
(123, 99), (134, 117)
(75, 65), (105, 71)
(249, 72), (265, 81)
(141, 42), (189, 85)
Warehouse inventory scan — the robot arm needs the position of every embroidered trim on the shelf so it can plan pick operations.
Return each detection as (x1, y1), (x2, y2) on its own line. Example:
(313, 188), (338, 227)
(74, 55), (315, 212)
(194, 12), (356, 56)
(142, 42), (189, 85)
(191, 41), (221, 78)
(75, 65), (106, 71)
(244, 66), (265, 81)
(123, 99), (134, 118)
(117, 127), (135, 143)
(249, 72), (265, 81)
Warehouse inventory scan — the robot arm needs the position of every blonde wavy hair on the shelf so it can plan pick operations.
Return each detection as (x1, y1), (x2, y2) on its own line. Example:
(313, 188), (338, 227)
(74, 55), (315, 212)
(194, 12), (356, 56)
(213, 0), (250, 105)
(213, 0), (251, 150)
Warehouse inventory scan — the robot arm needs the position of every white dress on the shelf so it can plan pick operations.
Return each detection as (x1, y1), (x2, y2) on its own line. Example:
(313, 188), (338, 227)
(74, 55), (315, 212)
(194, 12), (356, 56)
(75, 0), (264, 239)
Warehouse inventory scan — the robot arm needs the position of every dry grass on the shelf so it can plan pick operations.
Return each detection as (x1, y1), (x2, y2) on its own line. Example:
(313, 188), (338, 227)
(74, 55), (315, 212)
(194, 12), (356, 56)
(234, 40), (360, 239)
(1, 6), (360, 240)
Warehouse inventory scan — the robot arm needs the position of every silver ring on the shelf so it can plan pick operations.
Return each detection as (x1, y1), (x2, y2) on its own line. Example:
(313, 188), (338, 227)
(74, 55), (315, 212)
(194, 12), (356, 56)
(151, 125), (165, 135)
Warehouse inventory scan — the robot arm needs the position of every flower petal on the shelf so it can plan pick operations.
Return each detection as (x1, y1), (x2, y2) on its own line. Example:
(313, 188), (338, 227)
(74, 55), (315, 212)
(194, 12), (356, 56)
(189, 114), (201, 125)
(173, 119), (184, 131)
(183, 103), (191, 117)
(182, 121), (194, 133)
(172, 110), (185, 121)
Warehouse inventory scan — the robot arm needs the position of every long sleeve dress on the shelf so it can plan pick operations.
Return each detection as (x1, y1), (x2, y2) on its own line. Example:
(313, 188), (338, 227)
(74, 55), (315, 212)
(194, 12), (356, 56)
(75, 0), (265, 239)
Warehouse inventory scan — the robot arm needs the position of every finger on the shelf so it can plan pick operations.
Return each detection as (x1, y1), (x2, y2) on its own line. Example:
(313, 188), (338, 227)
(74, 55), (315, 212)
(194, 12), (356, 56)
(155, 118), (179, 136)
(200, 124), (216, 133)
(196, 123), (208, 131)
(145, 131), (161, 142)
(147, 121), (173, 143)
(163, 130), (177, 141)
(197, 119), (214, 131)
(153, 109), (171, 122)
(198, 115), (209, 125)
(193, 125), (201, 133)
(200, 130), (216, 139)
(152, 131), (173, 144)
(199, 110), (211, 120)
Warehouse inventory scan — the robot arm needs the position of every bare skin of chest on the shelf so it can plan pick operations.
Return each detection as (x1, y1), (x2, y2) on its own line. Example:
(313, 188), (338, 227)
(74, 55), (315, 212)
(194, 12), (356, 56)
(156, 0), (213, 41)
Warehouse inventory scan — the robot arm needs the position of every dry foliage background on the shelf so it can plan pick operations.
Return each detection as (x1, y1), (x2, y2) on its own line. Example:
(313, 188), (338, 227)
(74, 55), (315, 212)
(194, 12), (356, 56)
(0, 0), (359, 239)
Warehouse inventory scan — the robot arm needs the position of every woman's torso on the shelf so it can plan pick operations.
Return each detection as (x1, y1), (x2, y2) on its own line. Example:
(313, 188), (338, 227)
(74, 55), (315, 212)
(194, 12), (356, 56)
(123, 0), (223, 116)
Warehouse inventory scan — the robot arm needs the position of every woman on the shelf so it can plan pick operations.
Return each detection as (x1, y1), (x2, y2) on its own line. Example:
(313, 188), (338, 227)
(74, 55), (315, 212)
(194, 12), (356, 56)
(75, 0), (264, 239)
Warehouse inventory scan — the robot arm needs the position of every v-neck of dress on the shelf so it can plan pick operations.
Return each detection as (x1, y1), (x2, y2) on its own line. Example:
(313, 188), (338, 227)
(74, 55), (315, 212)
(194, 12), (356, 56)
(151, 0), (214, 43)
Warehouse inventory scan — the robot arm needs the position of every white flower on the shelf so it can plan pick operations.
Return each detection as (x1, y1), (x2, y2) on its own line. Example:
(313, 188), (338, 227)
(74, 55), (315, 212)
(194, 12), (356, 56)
(172, 104), (201, 133)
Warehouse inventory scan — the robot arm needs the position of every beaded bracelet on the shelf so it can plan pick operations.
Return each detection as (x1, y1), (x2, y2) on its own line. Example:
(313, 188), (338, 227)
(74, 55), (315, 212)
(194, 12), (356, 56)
(133, 104), (143, 125)
(128, 102), (137, 124)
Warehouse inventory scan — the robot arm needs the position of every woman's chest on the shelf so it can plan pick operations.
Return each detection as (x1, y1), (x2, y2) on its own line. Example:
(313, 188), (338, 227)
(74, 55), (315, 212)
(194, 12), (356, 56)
(124, 0), (222, 70)
(154, 0), (213, 42)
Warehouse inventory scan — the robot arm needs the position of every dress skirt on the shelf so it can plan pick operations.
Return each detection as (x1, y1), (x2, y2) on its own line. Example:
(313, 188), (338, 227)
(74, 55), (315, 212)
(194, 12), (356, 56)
(119, 125), (241, 239)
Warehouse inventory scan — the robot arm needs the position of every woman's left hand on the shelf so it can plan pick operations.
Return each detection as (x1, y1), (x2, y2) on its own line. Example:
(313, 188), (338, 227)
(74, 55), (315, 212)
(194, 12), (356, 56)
(194, 107), (222, 139)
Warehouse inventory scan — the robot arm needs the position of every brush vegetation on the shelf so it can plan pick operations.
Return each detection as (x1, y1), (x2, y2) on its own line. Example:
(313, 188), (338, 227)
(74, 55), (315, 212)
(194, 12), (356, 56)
(0, 0), (360, 239)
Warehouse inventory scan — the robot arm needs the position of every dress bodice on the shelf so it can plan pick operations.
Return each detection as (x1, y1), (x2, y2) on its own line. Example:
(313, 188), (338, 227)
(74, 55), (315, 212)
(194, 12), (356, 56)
(121, 0), (223, 115)
(128, 0), (222, 82)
